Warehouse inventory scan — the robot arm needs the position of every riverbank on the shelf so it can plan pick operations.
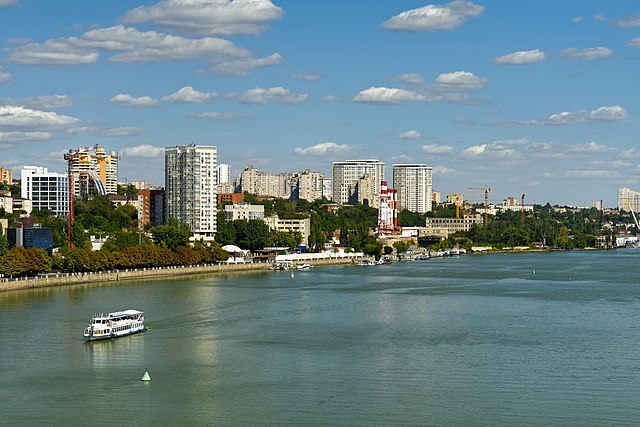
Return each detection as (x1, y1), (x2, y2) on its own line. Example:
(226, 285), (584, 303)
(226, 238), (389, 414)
(0, 256), (362, 293)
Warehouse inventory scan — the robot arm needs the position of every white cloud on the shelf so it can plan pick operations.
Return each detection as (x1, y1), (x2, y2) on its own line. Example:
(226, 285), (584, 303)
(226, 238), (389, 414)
(561, 47), (613, 60)
(227, 86), (308, 105)
(323, 95), (340, 102)
(162, 86), (217, 103)
(498, 105), (628, 126)
(564, 169), (616, 178)
(212, 52), (282, 75)
(567, 141), (616, 153)
(8, 25), (250, 66)
(617, 14), (640, 28)
(352, 87), (426, 104)
(434, 71), (487, 90)
(110, 93), (159, 107)
(494, 49), (545, 65)
(293, 142), (357, 156)
(432, 165), (457, 176)
(190, 112), (255, 120)
(422, 144), (454, 154)
(399, 130), (421, 139)
(588, 105), (628, 122)
(572, 16), (583, 23)
(382, 1), (484, 32)
(621, 148), (639, 159)
(291, 73), (321, 81)
(0, 95), (73, 109)
(396, 73), (425, 84)
(0, 0), (17, 6)
(99, 127), (145, 137)
(121, 0), (283, 36)
(459, 139), (550, 160)
(627, 38), (640, 48)
(8, 40), (99, 66)
(0, 68), (11, 83)
(119, 144), (165, 157)
(0, 105), (79, 130)
(0, 131), (52, 142)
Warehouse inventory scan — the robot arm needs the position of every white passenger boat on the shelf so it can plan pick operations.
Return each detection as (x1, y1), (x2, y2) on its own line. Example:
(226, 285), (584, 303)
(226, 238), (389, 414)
(83, 309), (146, 341)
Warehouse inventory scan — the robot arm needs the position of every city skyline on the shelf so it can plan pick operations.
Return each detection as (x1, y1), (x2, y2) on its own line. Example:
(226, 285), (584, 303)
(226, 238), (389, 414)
(1, 1), (640, 207)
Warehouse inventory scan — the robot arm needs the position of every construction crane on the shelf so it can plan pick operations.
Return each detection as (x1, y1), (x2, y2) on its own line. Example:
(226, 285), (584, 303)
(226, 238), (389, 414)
(521, 194), (525, 225)
(445, 193), (465, 218)
(467, 186), (492, 226)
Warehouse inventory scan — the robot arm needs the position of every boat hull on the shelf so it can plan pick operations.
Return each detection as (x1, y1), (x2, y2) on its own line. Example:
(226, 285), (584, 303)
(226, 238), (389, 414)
(84, 326), (146, 341)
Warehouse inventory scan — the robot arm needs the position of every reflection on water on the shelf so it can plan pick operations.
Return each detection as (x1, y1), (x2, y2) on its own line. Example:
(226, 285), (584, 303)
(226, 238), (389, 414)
(84, 334), (146, 369)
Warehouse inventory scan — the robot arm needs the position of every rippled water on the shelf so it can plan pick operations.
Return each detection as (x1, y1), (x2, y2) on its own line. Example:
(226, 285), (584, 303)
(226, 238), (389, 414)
(1, 250), (640, 426)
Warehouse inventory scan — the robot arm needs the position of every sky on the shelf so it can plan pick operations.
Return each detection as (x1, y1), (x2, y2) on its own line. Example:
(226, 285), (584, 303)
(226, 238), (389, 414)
(1, 0), (640, 208)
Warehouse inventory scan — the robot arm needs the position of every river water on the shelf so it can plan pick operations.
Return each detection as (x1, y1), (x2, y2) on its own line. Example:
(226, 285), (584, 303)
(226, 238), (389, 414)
(1, 250), (639, 426)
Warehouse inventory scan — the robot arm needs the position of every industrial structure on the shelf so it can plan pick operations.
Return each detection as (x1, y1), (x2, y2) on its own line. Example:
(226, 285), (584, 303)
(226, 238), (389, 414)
(377, 180), (398, 235)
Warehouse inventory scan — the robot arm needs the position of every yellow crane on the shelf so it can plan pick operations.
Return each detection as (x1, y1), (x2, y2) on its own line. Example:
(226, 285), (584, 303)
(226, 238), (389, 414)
(467, 186), (492, 226)
(445, 193), (465, 218)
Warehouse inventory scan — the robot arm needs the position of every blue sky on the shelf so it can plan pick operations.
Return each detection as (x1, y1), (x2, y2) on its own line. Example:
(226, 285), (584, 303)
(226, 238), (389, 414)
(1, 0), (639, 207)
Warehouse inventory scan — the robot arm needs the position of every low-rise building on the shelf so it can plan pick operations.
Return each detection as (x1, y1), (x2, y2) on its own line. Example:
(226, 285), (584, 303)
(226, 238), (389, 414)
(225, 203), (265, 221)
(421, 214), (483, 238)
(264, 215), (311, 246)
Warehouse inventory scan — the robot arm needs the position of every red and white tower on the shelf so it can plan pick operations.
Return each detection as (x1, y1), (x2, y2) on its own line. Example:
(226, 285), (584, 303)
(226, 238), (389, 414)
(377, 180), (397, 235)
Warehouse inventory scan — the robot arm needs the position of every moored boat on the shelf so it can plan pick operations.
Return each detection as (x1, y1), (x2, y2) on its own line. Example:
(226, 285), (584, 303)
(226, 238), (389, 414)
(83, 309), (146, 341)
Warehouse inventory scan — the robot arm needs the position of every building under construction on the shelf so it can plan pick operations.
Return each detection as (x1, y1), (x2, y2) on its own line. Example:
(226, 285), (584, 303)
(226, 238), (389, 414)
(66, 146), (119, 198)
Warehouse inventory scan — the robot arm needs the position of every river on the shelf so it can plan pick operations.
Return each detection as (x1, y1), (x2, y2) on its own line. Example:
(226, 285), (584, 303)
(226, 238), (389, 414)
(1, 250), (639, 426)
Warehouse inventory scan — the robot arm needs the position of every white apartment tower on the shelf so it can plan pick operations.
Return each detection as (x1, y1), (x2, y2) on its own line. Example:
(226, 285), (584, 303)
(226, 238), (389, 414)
(332, 160), (385, 207)
(618, 187), (640, 212)
(21, 166), (69, 217)
(393, 164), (433, 213)
(217, 164), (232, 184)
(293, 169), (326, 202)
(165, 144), (217, 242)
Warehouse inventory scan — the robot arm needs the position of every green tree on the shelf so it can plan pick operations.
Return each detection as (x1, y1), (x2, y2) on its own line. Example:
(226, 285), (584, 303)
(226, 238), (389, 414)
(152, 218), (191, 250)
(267, 231), (301, 249)
(235, 219), (270, 251)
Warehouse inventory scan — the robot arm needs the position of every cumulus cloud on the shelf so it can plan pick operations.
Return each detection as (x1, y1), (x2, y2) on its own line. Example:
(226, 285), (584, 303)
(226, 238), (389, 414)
(494, 49), (545, 65)
(399, 130), (421, 139)
(0, 95), (73, 109)
(110, 93), (159, 107)
(189, 112), (255, 120)
(460, 139), (552, 159)
(496, 105), (628, 126)
(382, 1), (484, 32)
(161, 86), (217, 103)
(627, 38), (640, 48)
(561, 47), (613, 60)
(567, 141), (616, 153)
(352, 87), (426, 104)
(0, 105), (80, 130)
(8, 25), (250, 66)
(226, 86), (308, 105)
(422, 144), (455, 154)
(99, 127), (145, 137)
(434, 71), (487, 90)
(0, 131), (52, 142)
(396, 73), (425, 84)
(293, 142), (357, 156)
(617, 14), (640, 28)
(211, 52), (282, 75)
(432, 165), (457, 176)
(621, 148), (639, 159)
(119, 144), (165, 157)
(121, 0), (283, 36)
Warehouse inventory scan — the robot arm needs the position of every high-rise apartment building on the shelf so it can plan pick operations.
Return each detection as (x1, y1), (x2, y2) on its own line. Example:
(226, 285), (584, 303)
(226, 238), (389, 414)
(137, 188), (166, 229)
(393, 164), (433, 213)
(165, 144), (217, 242)
(239, 165), (293, 198)
(618, 187), (640, 212)
(217, 164), (233, 184)
(332, 160), (385, 207)
(20, 166), (69, 217)
(292, 169), (326, 202)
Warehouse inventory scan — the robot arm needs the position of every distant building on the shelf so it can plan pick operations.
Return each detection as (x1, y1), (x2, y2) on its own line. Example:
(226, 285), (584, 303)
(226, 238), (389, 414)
(332, 159), (385, 207)
(477, 197), (534, 216)
(20, 166), (69, 217)
(239, 165), (293, 198)
(68, 146), (119, 197)
(137, 188), (166, 229)
(422, 214), (483, 238)
(217, 164), (233, 184)
(0, 167), (12, 185)
(291, 169), (326, 202)
(393, 164), (432, 214)
(6, 226), (54, 255)
(218, 193), (244, 205)
(264, 215), (311, 246)
(225, 203), (265, 221)
(165, 144), (217, 242)
(618, 187), (640, 212)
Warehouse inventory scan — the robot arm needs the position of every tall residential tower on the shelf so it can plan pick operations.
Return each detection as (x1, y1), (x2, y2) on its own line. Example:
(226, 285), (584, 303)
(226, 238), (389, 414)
(165, 144), (217, 242)
(332, 159), (385, 207)
(393, 164), (433, 214)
